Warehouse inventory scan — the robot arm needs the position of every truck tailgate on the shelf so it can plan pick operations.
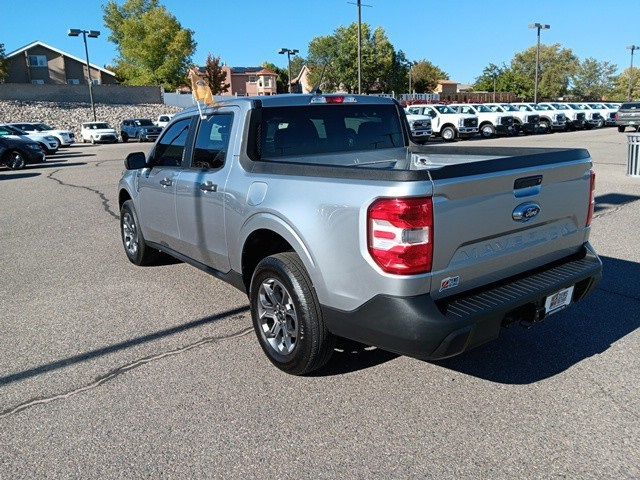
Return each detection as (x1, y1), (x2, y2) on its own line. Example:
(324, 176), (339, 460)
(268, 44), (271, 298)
(425, 147), (593, 300)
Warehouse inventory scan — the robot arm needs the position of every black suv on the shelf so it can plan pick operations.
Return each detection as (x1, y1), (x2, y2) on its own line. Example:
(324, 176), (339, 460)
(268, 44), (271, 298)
(120, 119), (163, 142)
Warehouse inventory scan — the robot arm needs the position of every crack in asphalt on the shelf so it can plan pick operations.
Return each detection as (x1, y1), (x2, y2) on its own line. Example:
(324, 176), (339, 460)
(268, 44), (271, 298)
(46, 169), (119, 220)
(0, 327), (254, 419)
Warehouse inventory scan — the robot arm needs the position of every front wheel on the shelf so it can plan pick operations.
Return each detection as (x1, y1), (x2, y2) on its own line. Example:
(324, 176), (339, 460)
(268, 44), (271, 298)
(441, 126), (456, 142)
(250, 252), (335, 375)
(4, 151), (26, 170)
(121, 133), (129, 143)
(120, 200), (162, 266)
(539, 120), (551, 134)
(618, 125), (626, 133)
(480, 123), (495, 138)
(596, 118), (605, 128)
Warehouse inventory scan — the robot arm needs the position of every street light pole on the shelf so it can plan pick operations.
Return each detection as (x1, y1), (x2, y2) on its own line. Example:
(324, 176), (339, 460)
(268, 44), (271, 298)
(627, 45), (639, 101)
(278, 48), (299, 93)
(357, 0), (362, 94)
(68, 29), (100, 121)
(529, 23), (550, 104)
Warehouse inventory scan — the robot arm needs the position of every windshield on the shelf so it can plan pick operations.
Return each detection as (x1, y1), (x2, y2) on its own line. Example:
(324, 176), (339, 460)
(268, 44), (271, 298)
(472, 105), (492, 112)
(500, 104), (518, 111)
(605, 104), (618, 109)
(433, 105), (457, 114)
(590, 104), (605, 109)
(486, 105), (504, 112)
(134, 119), (154, 126)
(35, 123), (53, 131)
(533, 104), (552, 111)
(85, 123), (111, 129)
(621, 103), (640, 110)
(260, 104), (404, 160)
(551, 103), (569, 110)
(0, 125), (25, 135)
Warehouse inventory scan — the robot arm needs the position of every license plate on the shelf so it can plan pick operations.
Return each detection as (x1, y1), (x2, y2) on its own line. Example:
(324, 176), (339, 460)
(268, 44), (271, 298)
(545, 286), (574, 315)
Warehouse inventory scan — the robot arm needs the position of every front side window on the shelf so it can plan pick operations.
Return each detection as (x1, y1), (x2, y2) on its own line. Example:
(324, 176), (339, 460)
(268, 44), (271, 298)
(473, 105), (492, 113)
(153, 118), (191, 167)
(192, 113), (233, 170)
(434, 105), (456, 114)
(460, 106), (475, 114)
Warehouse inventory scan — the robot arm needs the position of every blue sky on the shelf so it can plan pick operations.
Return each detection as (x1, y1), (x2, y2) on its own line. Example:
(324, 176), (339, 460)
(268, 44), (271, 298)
(3, 0), (638, 84)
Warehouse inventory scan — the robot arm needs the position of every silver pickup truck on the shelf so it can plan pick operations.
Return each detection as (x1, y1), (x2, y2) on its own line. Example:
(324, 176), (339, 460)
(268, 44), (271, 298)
(118, 94), (602, 375)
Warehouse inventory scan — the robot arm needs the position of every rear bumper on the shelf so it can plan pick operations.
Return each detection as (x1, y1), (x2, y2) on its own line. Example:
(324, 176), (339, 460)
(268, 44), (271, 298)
(322, 243), (602, 361)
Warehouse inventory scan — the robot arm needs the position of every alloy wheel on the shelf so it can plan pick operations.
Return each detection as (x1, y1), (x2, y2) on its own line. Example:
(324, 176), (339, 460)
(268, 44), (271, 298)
(257, 278), (298, 355)
(122, 212), (139, 256)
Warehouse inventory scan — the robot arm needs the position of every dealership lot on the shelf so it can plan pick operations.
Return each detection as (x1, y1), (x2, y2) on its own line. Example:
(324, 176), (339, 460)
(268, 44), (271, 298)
(0, 129), (638, 477)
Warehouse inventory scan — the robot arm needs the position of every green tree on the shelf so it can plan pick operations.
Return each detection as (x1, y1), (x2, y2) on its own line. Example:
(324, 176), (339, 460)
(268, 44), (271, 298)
(571, 58), (618, 100)
(410, 59), (448, 93)
(204, 54), (229, 94)
(307, 23), (403, 93)
(103, 0), (196, 90)
(0, 43), (8, 83)
(510, 43), (579, 100)
(609, 67), (640, 101)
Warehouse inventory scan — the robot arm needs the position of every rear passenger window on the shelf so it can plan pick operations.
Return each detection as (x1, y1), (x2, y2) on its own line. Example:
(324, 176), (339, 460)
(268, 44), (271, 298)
(191, 113), (233, 170)
(153, 118), (191, 167)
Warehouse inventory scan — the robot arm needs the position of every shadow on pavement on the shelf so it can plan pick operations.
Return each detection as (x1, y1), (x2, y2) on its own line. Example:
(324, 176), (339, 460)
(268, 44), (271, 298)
(0, 305), (250, 387)
(24, 161), (87, 170)
(0, 172), (41, 181)
(594, 193), (640, 213)
(50, 153), (97, 160)
(432, 255), (639, 384)
(312, 338), (398, 377)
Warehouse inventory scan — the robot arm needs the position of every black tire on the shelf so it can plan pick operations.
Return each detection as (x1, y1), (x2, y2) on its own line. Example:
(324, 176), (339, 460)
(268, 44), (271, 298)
(51, 138), (61, 150)
(120, 200), (162, 266)
(121, 133), (129, 143)
(480, 123), (495, 138)
(618, 125), (625, 133)
(540, 120), (551, 134)
(596, 118), (605, 128)
(250, 252), (335, 375)
(3, 150), (26, 170)
(636, 126), (640, 132)
(441, 126), (456, 142)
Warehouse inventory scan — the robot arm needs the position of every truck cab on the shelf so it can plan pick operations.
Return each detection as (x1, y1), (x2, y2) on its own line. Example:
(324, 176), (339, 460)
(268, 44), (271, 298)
(449, 104), (515, 138)
(406, 104), (478, 141)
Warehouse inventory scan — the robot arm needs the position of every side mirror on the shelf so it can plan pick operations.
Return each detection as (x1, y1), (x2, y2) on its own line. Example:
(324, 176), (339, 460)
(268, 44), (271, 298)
(124, 151), (147, 170)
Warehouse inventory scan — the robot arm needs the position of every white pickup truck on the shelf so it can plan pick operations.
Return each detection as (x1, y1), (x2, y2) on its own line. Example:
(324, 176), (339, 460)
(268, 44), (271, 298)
(154, 114), (175, 129)
(484, 103), (539, 134)
(449, 104), (516, 138)
(406, 104), (478, 141)
(404, 113), (432, 144)
(512, 103), (567, 132)
(560, 103), (602, 130)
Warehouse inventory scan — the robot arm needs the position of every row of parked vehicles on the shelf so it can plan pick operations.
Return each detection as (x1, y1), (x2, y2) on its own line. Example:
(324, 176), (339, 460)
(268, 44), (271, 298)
(78, 115), (175, 144)
(404, 101), (629, 142)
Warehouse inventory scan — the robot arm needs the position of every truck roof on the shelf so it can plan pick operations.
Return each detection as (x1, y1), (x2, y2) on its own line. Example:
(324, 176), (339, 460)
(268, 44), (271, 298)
(178, 94), (398, 117)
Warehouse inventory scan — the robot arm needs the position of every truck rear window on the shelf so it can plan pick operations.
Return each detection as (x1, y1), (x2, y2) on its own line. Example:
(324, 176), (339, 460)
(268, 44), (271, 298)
(259, 105), (404, 159)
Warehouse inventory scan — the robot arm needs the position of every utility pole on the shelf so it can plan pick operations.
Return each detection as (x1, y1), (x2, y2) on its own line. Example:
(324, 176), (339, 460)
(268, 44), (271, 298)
(278, 48), (299, 93)
(627, 45), (639, 101)
(528, 23), (550, 103)
(68, 28), (100, 121)
(349, 0), (371, 94)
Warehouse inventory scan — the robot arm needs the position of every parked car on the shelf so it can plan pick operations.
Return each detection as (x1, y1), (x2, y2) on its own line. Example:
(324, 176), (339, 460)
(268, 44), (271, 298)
(615, 102), (640, 132)
(404, 112), (432, 144)
(154, 114), (175, 129)
(546, 103), (586, 130)
(560, 103), (602, 129)
(80, 122), (119, 144)
(449, 104), (515, 138)
(121, 119), (163, 142)
(484, 103), (539, 134)
(0, 124), (59, 154)
(10, 122), (75, 147)
(520, 103), (567, 132)
(118, 94), (602, 374)
(0, 136), (46, 169)
(406, 104), (478, 141)
(586, 103), (617, 127)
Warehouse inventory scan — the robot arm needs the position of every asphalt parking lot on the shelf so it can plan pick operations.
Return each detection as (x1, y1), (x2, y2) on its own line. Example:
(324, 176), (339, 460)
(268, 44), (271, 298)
(1, 128), (638, 478)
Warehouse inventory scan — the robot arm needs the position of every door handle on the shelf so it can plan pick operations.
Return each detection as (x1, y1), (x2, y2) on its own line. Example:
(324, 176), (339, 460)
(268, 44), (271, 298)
(159, 177), (173, 187)
(199, 181), (218, 192)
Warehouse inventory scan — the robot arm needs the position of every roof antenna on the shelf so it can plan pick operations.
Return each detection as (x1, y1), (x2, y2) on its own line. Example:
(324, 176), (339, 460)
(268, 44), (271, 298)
(312, 60), (330, 95)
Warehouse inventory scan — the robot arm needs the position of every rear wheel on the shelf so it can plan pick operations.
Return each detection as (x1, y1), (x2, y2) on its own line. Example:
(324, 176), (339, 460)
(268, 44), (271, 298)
(441, 126), (456, 142)
(121, 133), (129, 143)
(3, 151), (26, 170)
(250, 252), (335, 375)
(618, 125), (626, 133)
(120, 200), (162, 266)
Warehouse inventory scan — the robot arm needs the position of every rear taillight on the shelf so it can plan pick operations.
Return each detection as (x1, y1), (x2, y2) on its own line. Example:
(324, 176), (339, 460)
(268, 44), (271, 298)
(367, 197), (433, 275)
(586, 170), (596, 227)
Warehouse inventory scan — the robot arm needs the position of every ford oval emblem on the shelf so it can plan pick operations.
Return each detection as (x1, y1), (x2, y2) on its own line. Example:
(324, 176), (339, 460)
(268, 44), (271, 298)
(512, 202), (541, 222)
